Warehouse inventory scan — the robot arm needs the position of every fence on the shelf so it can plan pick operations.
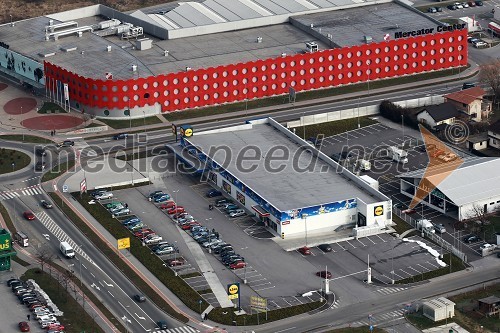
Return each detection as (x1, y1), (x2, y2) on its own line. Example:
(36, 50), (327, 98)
(286, 95), (445, 128)
(393, 206), (467, 263)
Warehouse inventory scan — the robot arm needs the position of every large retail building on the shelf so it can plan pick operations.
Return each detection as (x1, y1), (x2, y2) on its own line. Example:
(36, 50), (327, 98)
(0, 0), (467, 118)
(175, 118), (392, 238)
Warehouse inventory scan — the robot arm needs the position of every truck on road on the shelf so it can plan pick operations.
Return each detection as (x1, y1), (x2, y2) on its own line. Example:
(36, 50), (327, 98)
(417, 219), (435, 234)
(60, 241), (75, 258)
(388, 146), (408, 164)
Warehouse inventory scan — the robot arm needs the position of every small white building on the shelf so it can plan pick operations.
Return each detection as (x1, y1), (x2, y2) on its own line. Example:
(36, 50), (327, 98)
(488, 120), (500, 150)
(458, 17), (481, 32)
(416, 102), (459, 130)
(422, 297), (455, 322)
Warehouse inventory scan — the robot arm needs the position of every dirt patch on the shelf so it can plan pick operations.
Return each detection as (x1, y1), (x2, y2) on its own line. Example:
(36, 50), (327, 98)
(3, 97), (37, 114)
(21, 115), (84, 130)
(0, 83), (7, 91)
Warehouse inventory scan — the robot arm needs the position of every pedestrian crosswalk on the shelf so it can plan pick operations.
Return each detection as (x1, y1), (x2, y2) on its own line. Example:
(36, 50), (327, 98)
(0, 185), (43, 201)
(36, 211), (94, 264)
(352, 309), (405, 326)
(374, 286), (408, 295)
(155, 326), (199, 333)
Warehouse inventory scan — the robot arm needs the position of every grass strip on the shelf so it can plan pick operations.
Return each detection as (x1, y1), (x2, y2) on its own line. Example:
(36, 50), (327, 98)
(0, 134), (53, 144)
(38, 101), (66, 114)
(0, 201), (17, 234)
(324, 327), (386, 333)
(48, 192), (189, 323)
(41, 159), (76, 183)
(298, 117), (377, 139)
(12, 256), (31, 266)
(99, 116), (162, 130)
(0, 148), (31, 174)
(21, 268), (105, 333)
(391, 214), (414, 235)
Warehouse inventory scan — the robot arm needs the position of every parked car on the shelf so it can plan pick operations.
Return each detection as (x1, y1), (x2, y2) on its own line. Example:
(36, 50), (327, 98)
(168, 206), (185, 214)
(23, 211), (36, 221)
(206, 189), (222, 198)
(167, 258), (185, 267)
(436, 6), (443, 11)
(229, 209), (246, 218)
(157, 320), (168, 329)
(144, 234), (163, 244)
(18, 321), (30, 332)
(134, 228), (155, 238)
(468, 1), (476, 6)
(159, 201), (176, 210)
(318, 244), (332, 252)
(474, 41), (487, 48)
(480, 243), (494, 250)
(122, 217), (141, 226)
(224, 204), (238, 212)
(148, 190), (164, 200)
(95, 191), (113, 200)
(129, 222), (145, 231)
(462, 82), (475, 89)
(475, 0), (483, 5)
(181, 221), (200, 230)
(113, 133), (129, 140)
(427, 7), (437, 12)
(178, 215), (194, 223)
(433, 223), (446, 234)
(316, 271), (333, 279)
(463, 235), (480, 243)
(134, 294), (146, 302)
(298, 246), (312, 255)
(7, 278), (21, 286)
(154, 194), (171, 203)
(454, 2), (464, 8)
(112, 207), (130, 216)
(230, 261), (247, 269)
(151, 242), (171, 251)
(447, 4), (457, 9)
(40, 200), (53, 209)
(173, 212), (189, 219)
(155, 246), (176, 255)
(203, 239), (223, 248)
(215, 198), (232, 207)
(36, 147), (47, 156)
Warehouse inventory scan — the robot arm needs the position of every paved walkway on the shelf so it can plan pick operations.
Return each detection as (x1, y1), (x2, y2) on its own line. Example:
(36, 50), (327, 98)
(177, 224), (234, 308)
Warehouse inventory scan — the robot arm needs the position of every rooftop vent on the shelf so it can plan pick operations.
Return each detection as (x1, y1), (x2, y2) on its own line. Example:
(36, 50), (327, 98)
(60, 46), (77, 53)
(131, 64), (137, 72)
(106, 45), (112, 52)
(257, 36), (262, 43)
(164, 50), (169, 57)
(38, 52), (56, 58)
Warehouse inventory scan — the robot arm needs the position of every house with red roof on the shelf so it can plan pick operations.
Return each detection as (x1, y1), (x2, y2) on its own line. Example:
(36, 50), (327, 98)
(443, 87), (491, 121)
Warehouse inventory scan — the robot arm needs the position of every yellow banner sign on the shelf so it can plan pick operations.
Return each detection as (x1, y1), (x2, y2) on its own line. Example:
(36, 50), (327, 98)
(250, 296), (267, 310)
(117, 237), (130, 250)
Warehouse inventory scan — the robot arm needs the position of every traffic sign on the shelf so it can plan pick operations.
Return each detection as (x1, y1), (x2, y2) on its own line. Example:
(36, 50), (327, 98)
(62, 184), (69, 193)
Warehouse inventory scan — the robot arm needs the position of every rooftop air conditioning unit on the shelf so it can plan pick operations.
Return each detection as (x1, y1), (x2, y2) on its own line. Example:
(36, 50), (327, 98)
(106, 45), (112, 52)
(131, 64), (137, 72)
(257, 36), (262, 43)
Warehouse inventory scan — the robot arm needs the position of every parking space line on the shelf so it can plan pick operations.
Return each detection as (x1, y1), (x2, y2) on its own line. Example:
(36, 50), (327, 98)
(269, 300), (281, 308)
(416, 263), (430, 272)
(293, 296), (303, 304)
(254, 285), (275, 292)
(356, 238), (367, 247)
(393, 271), (405, 279)
(374, 234), (387, 243)
(345, 240), (356, 249)
(399, 268), (412, 277)
(407, 266), (421, 274)
(425, 260), (440, 269)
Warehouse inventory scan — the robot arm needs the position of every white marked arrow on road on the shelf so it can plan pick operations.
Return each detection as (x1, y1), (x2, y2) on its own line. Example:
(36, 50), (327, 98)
(103, 280), (113, 287)
(135, 313), (146, 320)
(42, 234), (50, 240)
(91, 283), (101, 291)
(121, 315), (132, 323)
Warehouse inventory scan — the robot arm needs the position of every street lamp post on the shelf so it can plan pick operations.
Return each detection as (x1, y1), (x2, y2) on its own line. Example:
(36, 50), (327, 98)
(391, 242), (395, 284)
(401, 114), (405, 147)
(302, 112), (306, 139)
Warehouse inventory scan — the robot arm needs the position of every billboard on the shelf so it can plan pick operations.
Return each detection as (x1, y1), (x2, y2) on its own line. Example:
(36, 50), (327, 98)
(0, 229), (12, 252)
(281, 198), (357, 221)
(117, 237), (130, 250)
(0, 46), (45, 85)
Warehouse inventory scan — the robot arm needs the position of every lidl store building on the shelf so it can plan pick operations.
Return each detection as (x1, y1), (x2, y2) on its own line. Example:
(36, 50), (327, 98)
(175, 118), (392, 238)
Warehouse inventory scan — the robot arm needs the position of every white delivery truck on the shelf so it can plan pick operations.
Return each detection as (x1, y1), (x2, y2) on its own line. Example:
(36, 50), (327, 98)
(356, 159), (371, 171)
(417, 219), (435, 234)
(388, 146), (408, 164)
(60, 241), (75, 258)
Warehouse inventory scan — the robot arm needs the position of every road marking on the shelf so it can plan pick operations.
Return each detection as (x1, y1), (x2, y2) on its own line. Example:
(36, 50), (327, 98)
(108, 290), (115, 298)
(135, 313), (146, 320)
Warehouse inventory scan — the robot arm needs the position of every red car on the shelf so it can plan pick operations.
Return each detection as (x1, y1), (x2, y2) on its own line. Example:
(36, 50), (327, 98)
(172, 212), (188, 219)
(159, 201), (176, 210)
(431, 149), (445, 158)
(18, 321), (30, 332)
(133, 228), (154, 238)
(167, 259), (185, 267)
(316, 271), (332, 279)
(168, 206), (185, 215)
(23, 211), (35, 221)
(298, 246), (312, 255)
(181, 221), (200, 230)
(230, 261), (247, 269)
(47, 323), (65, 331)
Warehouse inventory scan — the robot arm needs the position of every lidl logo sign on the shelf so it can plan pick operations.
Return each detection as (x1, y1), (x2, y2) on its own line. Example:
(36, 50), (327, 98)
(374, 205), (384, 216)
(227, 283), (240, 300)
(179, 125), (193, 138)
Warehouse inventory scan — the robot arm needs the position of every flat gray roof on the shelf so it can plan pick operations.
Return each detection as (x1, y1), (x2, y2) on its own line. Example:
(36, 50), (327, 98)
(399, 157), (500, 206)
(292, 2), (440, 46)
(188, 122), (378, 211)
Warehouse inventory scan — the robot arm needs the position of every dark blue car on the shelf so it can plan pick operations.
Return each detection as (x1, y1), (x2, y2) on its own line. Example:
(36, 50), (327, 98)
(206, 189), (222, 198)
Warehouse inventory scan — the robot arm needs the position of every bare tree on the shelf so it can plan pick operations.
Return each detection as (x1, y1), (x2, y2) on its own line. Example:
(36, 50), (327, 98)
(479, 59), (500, 102)
(34, 244), (54, 272)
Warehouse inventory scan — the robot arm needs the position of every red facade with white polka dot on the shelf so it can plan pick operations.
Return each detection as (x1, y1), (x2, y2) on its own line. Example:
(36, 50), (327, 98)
(43, 29), (467, 115)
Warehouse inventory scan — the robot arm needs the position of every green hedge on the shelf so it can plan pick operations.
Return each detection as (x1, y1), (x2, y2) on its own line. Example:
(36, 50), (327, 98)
(396, 253), (466, 284)
(48, 192), (189, 323)
(41, 159), (76, 183)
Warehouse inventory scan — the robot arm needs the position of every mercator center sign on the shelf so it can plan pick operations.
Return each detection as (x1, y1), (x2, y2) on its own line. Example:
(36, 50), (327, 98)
(394, 24), (466, 39)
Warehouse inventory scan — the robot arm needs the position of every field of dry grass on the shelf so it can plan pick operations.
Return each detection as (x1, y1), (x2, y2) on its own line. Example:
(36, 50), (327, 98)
(0, 0), (171, 25)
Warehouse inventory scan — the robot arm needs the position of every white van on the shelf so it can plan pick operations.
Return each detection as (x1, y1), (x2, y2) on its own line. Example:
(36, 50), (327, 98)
(356, 159), (371, 171)
(60, 241), (75, 258)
